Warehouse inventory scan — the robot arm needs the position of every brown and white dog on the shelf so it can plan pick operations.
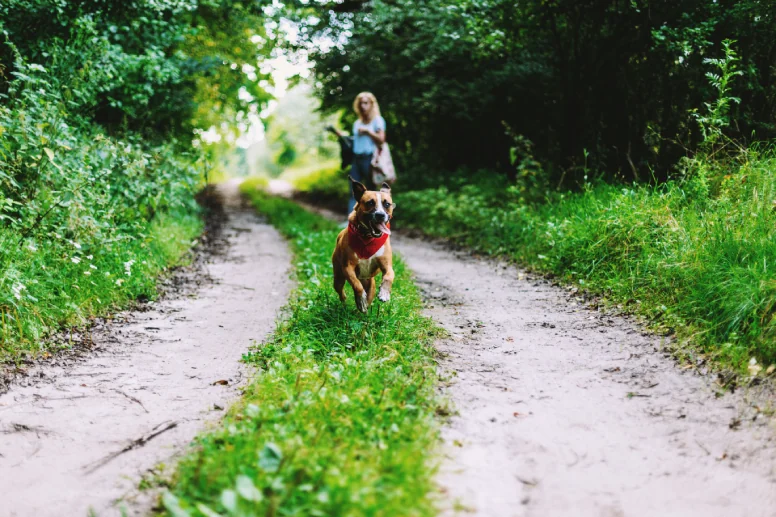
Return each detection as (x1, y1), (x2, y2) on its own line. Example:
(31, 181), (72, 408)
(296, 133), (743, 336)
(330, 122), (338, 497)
(331, 177), (395, 313)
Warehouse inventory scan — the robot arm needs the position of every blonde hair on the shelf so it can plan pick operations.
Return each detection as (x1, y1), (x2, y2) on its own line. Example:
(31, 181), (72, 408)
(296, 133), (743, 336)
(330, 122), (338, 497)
(353, 91), (381, 122)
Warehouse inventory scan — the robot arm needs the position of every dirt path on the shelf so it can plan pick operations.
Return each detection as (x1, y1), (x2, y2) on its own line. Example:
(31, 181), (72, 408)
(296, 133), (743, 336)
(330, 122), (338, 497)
(394, 236), (776, 517)
(0, 179), (292, 517)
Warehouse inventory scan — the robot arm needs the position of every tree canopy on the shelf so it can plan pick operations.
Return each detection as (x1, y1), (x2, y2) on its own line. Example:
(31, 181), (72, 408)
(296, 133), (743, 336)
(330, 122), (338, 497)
(293, 0), (776, 186)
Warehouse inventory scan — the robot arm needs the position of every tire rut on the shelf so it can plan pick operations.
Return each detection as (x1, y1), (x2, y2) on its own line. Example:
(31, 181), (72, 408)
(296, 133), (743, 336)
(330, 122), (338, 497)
(394, 235), (776, 517)
(0, 179), (292, 517)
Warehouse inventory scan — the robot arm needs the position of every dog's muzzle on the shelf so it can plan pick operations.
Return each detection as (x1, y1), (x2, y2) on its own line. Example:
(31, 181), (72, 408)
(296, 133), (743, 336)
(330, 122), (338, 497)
(361, 212), (391, 237)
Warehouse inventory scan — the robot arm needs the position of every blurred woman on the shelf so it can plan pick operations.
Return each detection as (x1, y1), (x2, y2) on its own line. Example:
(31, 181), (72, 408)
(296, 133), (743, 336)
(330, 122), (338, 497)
(333, 92), (386, 216)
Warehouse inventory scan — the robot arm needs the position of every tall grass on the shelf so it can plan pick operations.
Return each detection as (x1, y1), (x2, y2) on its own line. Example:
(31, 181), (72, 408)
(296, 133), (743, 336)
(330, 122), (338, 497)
(396, 151), (776, 372)
(162, 178), (441, 517)
(0, 211), (201, 362)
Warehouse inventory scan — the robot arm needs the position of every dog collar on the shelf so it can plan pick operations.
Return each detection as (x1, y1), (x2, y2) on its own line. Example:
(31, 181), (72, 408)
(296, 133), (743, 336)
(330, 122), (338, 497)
(348, 222), (390, 259)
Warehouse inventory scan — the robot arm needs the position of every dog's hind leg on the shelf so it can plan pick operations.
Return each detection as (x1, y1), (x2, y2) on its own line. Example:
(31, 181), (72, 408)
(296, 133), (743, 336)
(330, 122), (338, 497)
(343, 265), (368, 313)
(333, 269), (347, 303)
(363, 277), (376, 306)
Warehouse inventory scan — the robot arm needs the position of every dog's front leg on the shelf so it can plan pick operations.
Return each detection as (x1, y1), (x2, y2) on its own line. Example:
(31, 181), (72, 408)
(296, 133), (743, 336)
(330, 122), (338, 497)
(344, 265), (368, 313)
(377, 264), (395, 303)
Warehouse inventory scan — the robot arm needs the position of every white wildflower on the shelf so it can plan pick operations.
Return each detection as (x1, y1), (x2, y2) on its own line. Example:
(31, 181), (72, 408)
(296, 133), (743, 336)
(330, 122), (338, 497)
(12, 283), (26, 300)
(115, 278), (124, 286)
(86, 255), (93, 260)
(124, 259), (135, 276)
(26, 243), (38, 252)
(71, 256), (81, 264)
(83, 271), (91, 276)
(89, 264), (97, 270)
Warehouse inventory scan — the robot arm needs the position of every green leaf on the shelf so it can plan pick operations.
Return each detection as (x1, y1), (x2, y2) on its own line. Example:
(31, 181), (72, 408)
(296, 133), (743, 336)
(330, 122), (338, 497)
(195, 503), (225, 517)
(220, 489), (238, 513)
(257, 442), (282, 472)
(162, 492), (191, 517)
(235, 475), (263, 502)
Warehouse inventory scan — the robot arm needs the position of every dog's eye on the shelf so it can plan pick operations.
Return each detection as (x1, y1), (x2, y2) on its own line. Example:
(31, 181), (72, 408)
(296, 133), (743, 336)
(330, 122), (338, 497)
(365, 199), (375, 208)
(383, 201), (391, 209)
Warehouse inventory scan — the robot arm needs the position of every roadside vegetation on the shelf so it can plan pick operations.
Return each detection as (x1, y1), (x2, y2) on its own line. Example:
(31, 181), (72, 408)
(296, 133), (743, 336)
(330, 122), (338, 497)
(161, 179), (441, 517)
(398, 150), (776, 374)
(0, 1), (274, 363)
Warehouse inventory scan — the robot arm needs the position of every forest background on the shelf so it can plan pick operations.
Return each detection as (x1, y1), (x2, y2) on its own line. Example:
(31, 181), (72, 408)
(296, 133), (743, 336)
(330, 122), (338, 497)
(3, 0), (776, 372)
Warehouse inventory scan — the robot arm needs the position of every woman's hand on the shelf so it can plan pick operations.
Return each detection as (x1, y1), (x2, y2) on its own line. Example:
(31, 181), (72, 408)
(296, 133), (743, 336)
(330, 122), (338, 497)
(358, 127), (370, 135)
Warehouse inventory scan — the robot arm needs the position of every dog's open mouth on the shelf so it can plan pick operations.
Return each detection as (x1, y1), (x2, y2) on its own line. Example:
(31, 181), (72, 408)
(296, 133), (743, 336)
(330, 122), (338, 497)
(373, 220), (391, 236)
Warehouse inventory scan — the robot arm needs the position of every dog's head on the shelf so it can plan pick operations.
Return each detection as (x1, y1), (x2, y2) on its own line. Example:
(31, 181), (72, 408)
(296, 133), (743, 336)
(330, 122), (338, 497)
(350, 177), (394, 237)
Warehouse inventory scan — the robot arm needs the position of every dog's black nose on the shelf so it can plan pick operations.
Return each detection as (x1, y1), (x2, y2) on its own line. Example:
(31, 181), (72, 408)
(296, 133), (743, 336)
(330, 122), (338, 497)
(375, 212), (387, 222)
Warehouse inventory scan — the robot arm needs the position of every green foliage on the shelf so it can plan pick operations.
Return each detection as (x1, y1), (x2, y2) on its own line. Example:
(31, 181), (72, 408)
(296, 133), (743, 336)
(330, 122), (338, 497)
(296, 0), (776, 185)
(692, 40), (745, 149)
(0, 50), (205, 360)
(256, 85), (340, 177)
(163, 186), (440, 517)
(0, 209), (201, 361)
(0, 1), (275, 361)
(0, 0), (274, 141)
(396, 151), (776, 372)
(292, 164), (350, 206)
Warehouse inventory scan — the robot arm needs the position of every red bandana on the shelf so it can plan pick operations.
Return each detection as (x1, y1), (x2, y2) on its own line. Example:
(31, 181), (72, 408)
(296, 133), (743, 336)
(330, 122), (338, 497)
(348, 222), (390, 259)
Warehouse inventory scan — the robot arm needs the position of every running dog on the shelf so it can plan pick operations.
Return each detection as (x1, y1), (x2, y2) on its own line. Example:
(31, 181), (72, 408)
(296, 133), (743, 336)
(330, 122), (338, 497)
(332, 177), (395, 313)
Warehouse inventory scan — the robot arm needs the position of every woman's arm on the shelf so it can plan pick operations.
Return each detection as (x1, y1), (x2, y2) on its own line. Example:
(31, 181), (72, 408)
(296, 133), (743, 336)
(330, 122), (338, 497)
(358, 127), (386, 145)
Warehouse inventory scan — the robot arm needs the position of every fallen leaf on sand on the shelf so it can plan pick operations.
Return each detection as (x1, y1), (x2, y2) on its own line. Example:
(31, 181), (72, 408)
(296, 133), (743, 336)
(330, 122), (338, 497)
(212, 379), (229, 386)
(748, 357), (762, 376)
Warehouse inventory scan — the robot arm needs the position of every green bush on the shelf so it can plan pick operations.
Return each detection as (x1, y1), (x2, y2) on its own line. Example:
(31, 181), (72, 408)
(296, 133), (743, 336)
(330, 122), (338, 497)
(0, 1), (276, 362)
(0, 56), (202, 360)
(397, 151), (776, 372)
(293, 165), (349, 200)
(0, 9), (207, 361)
(289, 164), (352, 214)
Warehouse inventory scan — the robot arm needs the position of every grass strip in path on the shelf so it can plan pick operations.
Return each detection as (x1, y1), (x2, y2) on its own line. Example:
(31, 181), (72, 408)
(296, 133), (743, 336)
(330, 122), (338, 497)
(162, 178), (441, 517)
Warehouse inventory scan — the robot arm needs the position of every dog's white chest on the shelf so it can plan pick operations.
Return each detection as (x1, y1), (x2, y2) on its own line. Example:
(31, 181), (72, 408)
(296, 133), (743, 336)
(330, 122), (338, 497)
(356, 245), (385, 279)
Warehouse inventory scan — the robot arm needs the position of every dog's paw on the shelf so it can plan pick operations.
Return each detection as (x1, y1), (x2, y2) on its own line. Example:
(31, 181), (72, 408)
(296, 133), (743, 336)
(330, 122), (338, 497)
(378, 288), (391, 303)
(356, 291), (368, 313)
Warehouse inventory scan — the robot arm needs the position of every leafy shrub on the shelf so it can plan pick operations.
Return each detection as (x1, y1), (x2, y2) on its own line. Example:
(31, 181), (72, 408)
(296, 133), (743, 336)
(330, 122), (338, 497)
(293, 165), (349, 200)
(0, 0), (277, 361)
(0, 55), (202, 360)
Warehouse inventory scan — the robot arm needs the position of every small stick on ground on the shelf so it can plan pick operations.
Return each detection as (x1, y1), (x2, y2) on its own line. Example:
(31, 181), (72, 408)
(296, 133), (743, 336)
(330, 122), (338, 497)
(82, 421), (178, 474)
(113, 389), (149, 413)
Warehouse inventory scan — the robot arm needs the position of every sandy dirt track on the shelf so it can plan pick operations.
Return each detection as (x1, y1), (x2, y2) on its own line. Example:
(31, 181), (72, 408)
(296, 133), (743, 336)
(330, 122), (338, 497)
(0, 180), (291, 517)
(394, 236), (776, 517)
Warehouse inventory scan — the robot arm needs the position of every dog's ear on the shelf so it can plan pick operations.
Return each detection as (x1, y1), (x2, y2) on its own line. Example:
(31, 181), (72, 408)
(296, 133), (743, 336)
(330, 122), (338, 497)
(380, 182), (391, 193)
(350, 176), (367, 202)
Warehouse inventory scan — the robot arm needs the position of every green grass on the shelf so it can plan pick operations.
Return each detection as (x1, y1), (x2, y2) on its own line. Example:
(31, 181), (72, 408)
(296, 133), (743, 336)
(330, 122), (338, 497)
(161, 178), (441, 517)
(284, 162), (350, 213)
(393, 152), (776, 374)
(279, 158), (342, 186)
(0, 210), (201, 363)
